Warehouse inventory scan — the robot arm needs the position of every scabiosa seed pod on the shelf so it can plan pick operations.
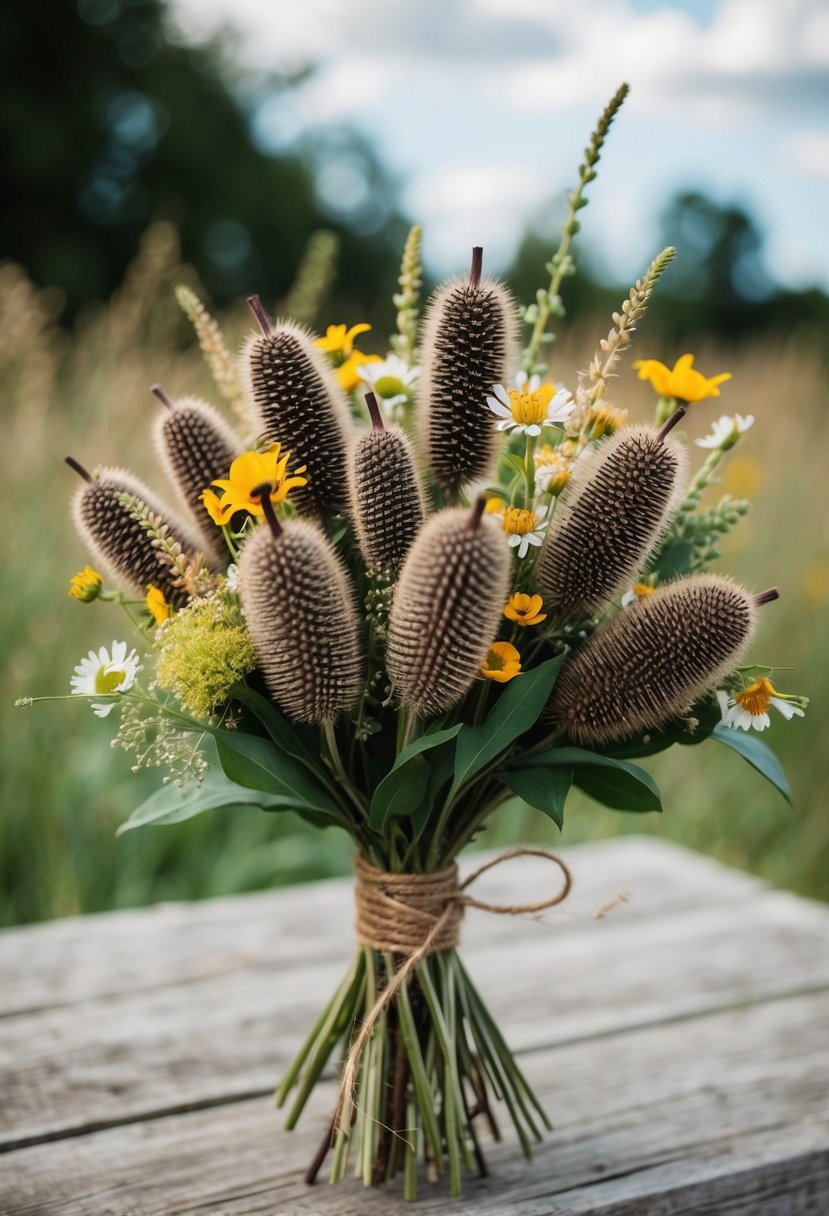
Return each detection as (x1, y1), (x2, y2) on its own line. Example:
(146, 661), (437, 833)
(67, 458), (204, 602)
(386, 498), (511, 717)
(348, 393), (426, 573)
(535, 411), (689, 619)
(548, 573), (758, 747)
(418, 248), (519, 497)
(238, 494), (363, 723)
(151, 386), (240, 562)
(244, 298), (352, 515)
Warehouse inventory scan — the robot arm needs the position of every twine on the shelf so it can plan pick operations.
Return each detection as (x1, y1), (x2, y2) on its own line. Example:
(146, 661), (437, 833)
(336, 847), (572, 1131)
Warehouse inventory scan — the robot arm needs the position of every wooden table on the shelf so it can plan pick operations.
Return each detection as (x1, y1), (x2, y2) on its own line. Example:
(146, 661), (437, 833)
(2, 837), (828, 1214)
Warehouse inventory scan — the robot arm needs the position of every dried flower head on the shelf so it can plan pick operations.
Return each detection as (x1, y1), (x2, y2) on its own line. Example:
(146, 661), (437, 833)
(535, 422), (688, 619)
(418, 250), (519, 497)
(386, 501), (511, 717)
(548, 573), (758, 746)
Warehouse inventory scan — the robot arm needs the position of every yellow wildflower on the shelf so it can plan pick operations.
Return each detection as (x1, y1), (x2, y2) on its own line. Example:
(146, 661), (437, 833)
(481, 641), (522, 683)
(338, 350), (381, 391)
(146, 584), (171, 625)
(315, 323), (380, 390)
(68, 566), (102, 602)
(588, 403), (628, 437)
(633, 354), (732, 403)
(504, 593), (547, 627)
(201, 444), (307, 526)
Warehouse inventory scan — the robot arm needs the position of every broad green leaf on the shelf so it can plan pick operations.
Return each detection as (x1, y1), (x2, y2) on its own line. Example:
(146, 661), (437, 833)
(605, 697), (722, 760)
(712, 725), (793, 805)
(449, 654), (565, 803)
(499, 766), (573, 828)
(230, 684), (320, 770)
(117, 774), (294, 835)
(369, 724), (463, 833)
(516, 746), (662, 812)
(651, 539), (695, 582)
(215, 731), (342, 820)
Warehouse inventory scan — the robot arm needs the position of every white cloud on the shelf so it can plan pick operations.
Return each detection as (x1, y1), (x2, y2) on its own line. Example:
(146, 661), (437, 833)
(784, 132), (829, 179)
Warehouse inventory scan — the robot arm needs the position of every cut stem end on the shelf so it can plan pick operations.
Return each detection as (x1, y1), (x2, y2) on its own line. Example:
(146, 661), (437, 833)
(756, 587), (780, 607)
(151, 384), (175, 411)
(247, 295), (272, 336)
(65, 456), (92, 483)
(251, 483), (283, 538)
(365, 392), (385, 431)
(469, 247), (483, 288)
(467, 495), (487, 532)
(656, 406), (686, 442)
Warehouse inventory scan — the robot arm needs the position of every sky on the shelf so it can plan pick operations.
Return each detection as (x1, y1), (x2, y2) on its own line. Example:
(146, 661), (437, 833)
(168, 0), (829, 292)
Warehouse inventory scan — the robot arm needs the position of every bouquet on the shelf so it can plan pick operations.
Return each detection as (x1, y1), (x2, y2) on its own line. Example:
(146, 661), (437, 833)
(21, 84), (807, 1199)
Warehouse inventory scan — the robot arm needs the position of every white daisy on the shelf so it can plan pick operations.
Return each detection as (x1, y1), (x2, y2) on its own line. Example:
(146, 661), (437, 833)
(70, 640), (142, 717)
(695, 414), (754, 449)
(486, 376), (574, 437)
(716, 678), (806, 733)
(224, 564), (240, 593)
(621, 583), (657, 608)
(356, 355), (419, 414)
(486, 500), (549, 559)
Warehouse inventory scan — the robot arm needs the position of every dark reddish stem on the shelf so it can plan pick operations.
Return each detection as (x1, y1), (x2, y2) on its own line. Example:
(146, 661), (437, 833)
(656, 406), (686, 441)
(151, 384), (175, 410)
(252, 483), (282, 538)
(469, 246), (483, 287)
(467, 494), (487, 531)
(247, 295), (272, 336)
(365, 392), (385, 431)
(304, 1111), (336, 1186)
(756, 587), (780, 606)
(65, 456), (92, 483)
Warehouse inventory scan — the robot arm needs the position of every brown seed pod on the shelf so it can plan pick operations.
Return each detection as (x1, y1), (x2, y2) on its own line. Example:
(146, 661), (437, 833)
(152, 389), (240, 562)
(244, 307), (353, 515)
(69, 461), (205, 602)
(348, 394), (426, 572)
(418, 249), (519, 497)
(238, 513), (364, 723)
(535, 419), (688, 619)
(386, 500), (511, 717)
(548, 573), (757, 747)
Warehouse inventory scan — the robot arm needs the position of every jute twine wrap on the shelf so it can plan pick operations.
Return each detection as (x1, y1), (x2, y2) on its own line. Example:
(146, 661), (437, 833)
(336, 847), (572, 1130)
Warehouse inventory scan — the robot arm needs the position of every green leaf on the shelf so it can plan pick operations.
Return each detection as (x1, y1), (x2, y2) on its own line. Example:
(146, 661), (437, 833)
(712, 725), (793, 805)
(516, 746), (662, 812)
(449, 654), (565, 802)
(368, 725), (462, 833)
(605, 697), (722, 759)
(230, 684), (320, 770)
(499, 766), (572, 828)
(651, 539), (694, 581)
(215, 731), (342, 820)
(117, 773), (294, 835)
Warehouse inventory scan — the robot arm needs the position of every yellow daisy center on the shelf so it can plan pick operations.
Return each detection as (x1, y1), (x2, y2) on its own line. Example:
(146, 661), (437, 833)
(95, 667), (125, 695)
(502, 507), (536, 536)
(734, 677), (775, 716)
(633, 583), (655, 598)
(507, 386), (553, 426)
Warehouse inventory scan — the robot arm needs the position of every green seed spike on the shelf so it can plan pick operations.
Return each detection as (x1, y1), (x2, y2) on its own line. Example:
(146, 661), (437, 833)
(548, 573), (758, 747)
(386, 500), (511, 717)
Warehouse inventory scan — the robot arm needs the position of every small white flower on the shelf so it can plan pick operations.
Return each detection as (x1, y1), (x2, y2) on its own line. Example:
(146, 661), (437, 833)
(486, 378), (574, 437)
(224, 564), (240, 593)
(357, 355), (419, 414)
(716, 678), (806, 733)
(695, 414), (754, 449)
(487, 501), (549, 559)
(621, 583), (656, 608)
(70, 640), (142, 717)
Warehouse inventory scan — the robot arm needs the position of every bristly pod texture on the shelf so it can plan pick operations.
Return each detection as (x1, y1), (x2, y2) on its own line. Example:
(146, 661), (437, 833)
(348, 412), (426, 573)
(535, 424), (688, 619)
(244, 318), (353, 515)
(71, 467), (204, 602)
(153, 393), (240, 562)
(418, 254), (519, 497)
(238, 519), (364, 723)
(548, 573), (757, 747)
(386, 504), (511, 717)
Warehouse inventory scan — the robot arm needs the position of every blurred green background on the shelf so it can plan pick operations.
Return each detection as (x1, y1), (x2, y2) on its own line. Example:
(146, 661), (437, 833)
(3, 0), (827, 925)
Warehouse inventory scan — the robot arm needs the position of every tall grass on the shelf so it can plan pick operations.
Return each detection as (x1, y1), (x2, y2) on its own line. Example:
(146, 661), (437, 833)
(3, 234), (826, 925)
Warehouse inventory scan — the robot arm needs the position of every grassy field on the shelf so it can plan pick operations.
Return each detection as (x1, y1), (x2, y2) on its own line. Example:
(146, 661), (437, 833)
(3, 229), (827, 926)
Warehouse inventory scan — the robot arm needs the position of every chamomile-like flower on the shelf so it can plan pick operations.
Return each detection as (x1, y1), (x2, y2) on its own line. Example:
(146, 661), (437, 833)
(716, 678), (807, 733)
(695, 414), (754, 450)
(486, 500), (549, 559)
(621, 583), (656, 608)
(486, 374), (574, 437)
(357, 355), (419, 414)
(70, 641), (142, 717)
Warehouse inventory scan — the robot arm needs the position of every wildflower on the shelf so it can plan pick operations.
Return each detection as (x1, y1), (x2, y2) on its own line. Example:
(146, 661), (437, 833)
(504, 593), (547, 626)
(534, 445), (573, 495)
(68, 566), (102, 602)
(487, 500), (549, 559)
(588, 403), (628, 438)
(315, 322), (380, 391)
(481, 641), (522, 682)
(202, 445), (307, 526)
(716, 678), (807, 732)
(486, 373), (574, 436)
(621, 583), (656, 608)
(695, 414), (754, 450)
(357, 355), (419, 412)
(633, 354), (731, 403)
(70, 641), (141, 717)
(146, 584), (171, 625)
(156, 593), (256, 719)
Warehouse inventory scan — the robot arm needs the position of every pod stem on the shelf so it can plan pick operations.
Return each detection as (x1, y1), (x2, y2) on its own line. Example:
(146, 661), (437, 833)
(656, 406), (686, 442)
(251, 483), (283, 538)
(469, 246), (483, 288)
(365, 392), (385, 431)
(466, 494), (487, 532)
(65, 456), (92, 483)
(756, 587), (780, 607)
(151, 384), (175, 410)
(247, 295), (272, 336)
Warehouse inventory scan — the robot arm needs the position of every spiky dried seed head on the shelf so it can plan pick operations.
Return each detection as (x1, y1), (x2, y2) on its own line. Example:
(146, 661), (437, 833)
(238, 519), (364, 723)
(548, 573), (757, 746)
(348, 424), (426, 572)
(535, 425), (688, 618)
(418, 268), (519, 496)
(386, 506), (511, 717)
(244, 319), (353, 515)
(153, 394), (240, 562)
(71, 467), (204, 601)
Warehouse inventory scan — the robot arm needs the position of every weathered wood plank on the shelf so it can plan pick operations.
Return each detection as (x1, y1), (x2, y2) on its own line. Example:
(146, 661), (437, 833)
(2, 841), (828, 1151)
(2, 989), (827, 1214)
